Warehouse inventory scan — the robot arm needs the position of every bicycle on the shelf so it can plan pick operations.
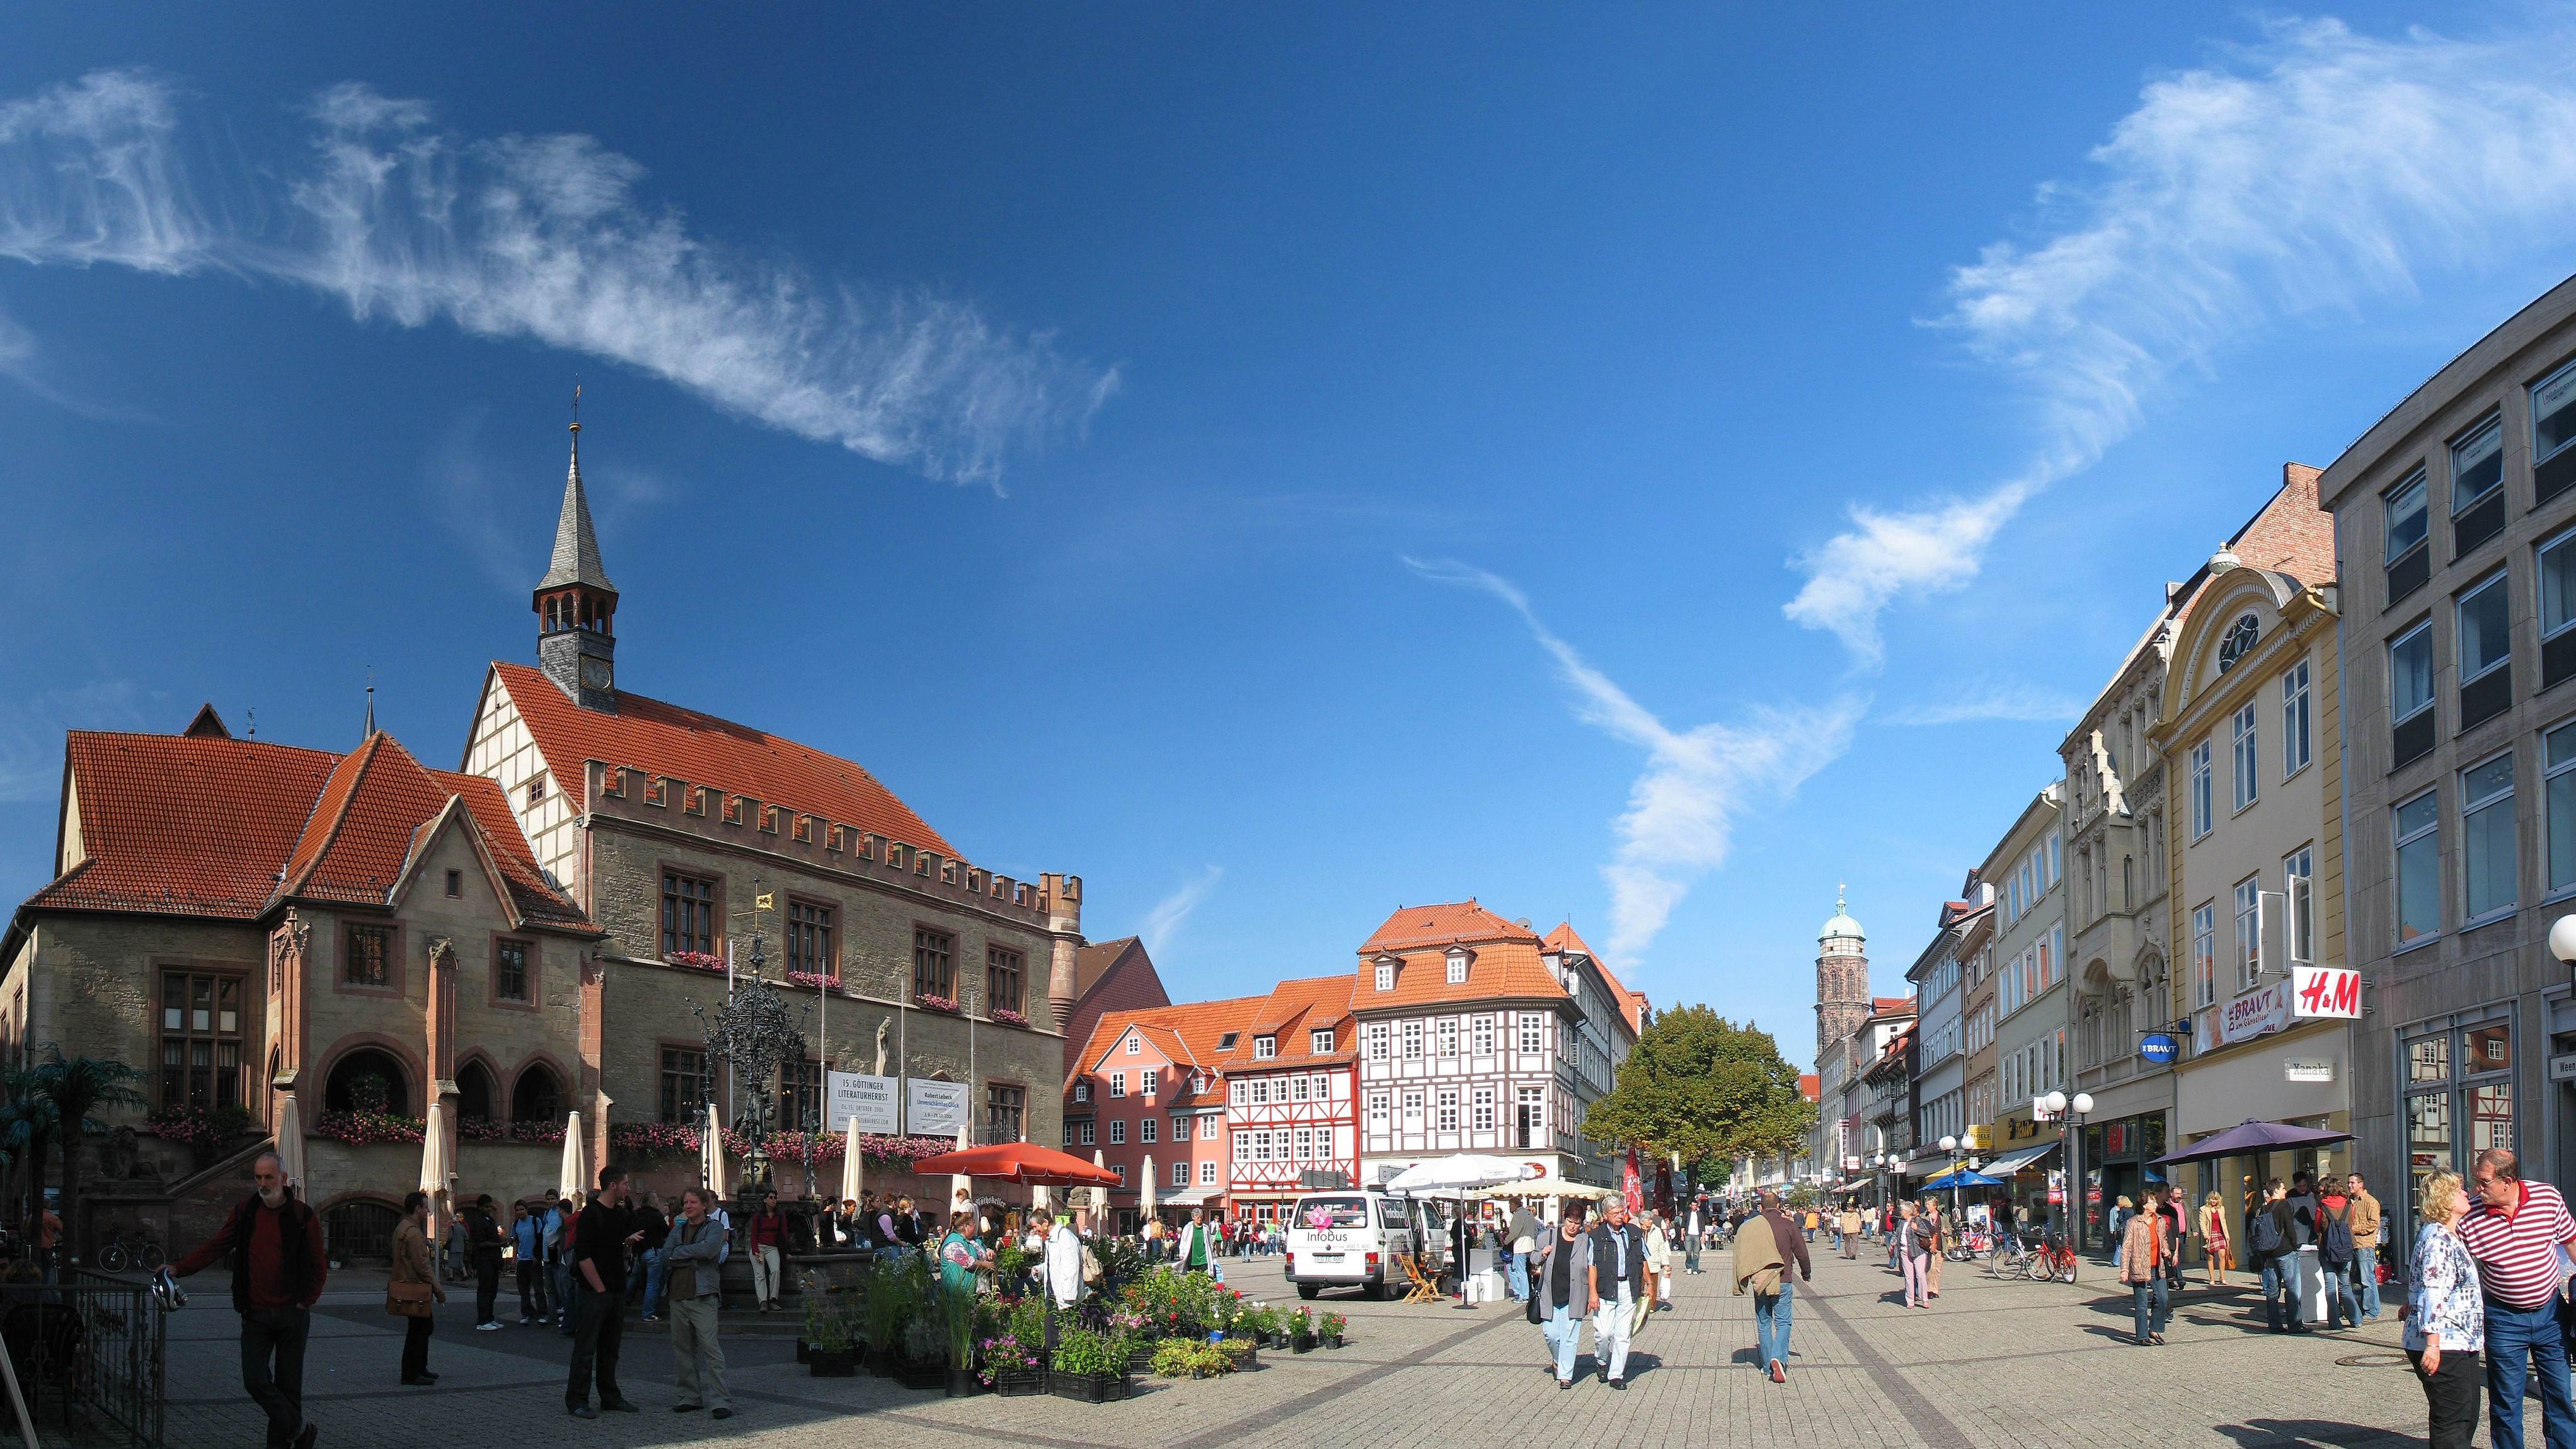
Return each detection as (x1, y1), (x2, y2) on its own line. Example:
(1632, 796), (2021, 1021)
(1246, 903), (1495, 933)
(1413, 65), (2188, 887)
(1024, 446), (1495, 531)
(2025, 1230), (2079, 1283)
(1946, 1230), (1987, 1263)
(95, 1224), (164, 1273)
(1988, 1230), (2032, 1278)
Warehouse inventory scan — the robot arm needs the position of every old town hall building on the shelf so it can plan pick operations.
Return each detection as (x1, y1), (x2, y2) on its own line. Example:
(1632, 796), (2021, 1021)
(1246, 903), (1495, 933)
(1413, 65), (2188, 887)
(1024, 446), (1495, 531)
(0, 423), (1083, 1259)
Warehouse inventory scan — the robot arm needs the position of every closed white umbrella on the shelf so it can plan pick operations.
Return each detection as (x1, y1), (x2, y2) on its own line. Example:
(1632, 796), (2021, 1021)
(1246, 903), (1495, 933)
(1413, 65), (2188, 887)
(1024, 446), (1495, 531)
(839, 1118), (865, 1207)
(558, 1109), (588, 1200)
(420, 1101), (451, 1194)
(703, 1102), (729, 1201)
(274, 1095), (307, 1191)
(949, 1123), (973, 1217)
(1141, 1155), (1157, 1217)
(1094, 1149), (1109, 1210)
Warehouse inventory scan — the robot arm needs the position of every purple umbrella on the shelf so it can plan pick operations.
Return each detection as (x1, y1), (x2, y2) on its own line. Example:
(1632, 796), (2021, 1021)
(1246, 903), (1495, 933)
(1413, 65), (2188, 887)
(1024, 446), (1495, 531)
(2150, 1119), (2352, 1166)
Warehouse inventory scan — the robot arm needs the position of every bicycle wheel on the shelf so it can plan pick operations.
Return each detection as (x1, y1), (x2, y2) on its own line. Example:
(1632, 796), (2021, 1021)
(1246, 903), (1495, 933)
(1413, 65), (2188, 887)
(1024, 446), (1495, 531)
(139, 1244), (165, 1270)
(2025, 1251), (2054, 1281)
(98, 1245), (125, 1273)
(2056, 1253), (2079, 1285)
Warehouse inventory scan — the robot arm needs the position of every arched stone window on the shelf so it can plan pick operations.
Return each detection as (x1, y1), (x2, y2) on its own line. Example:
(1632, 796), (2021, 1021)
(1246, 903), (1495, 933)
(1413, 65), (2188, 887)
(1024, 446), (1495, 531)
(512, 1064), (562, 1127)
(325, 1048), (410, 1116)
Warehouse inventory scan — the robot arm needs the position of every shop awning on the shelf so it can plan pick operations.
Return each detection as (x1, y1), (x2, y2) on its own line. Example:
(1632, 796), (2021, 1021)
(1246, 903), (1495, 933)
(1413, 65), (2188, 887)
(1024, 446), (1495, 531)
(1158, 1188), (1221, 1208)
(1981, 1143), (2060, 1177)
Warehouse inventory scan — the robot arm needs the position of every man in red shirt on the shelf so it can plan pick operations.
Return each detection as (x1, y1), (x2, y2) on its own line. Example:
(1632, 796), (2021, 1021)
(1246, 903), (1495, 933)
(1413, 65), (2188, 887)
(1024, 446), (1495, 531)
(167, 1152), (329, 1449)
(2455, 1147), (2576, 1449)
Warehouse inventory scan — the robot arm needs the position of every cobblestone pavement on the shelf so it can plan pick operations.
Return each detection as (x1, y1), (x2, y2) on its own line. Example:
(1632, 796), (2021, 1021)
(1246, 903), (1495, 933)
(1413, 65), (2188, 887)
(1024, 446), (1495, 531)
(152, 1244), (2527, 1448)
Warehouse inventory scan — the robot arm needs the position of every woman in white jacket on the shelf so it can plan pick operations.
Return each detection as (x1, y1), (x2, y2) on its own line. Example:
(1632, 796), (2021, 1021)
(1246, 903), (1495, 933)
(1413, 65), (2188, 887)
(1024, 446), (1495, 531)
(1041, 1210), (1086, 1310)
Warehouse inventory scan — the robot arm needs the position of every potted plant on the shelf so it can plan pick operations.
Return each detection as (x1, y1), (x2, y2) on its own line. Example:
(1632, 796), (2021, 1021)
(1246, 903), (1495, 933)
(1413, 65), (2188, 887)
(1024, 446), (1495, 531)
(979, 1298), (1049, 1396)
(940, 1285), (981, 1397)
(1319, 1311), (1347, 1349)
(1150, 1336), (1200, 1378)
(863, 1257), (915, 1375)
(1048, 1327), (1134, 1403)
(805, 1288), (862, 1377)
(1287, 1304), (1316, 1353)
(899, 1311), (949, 1390)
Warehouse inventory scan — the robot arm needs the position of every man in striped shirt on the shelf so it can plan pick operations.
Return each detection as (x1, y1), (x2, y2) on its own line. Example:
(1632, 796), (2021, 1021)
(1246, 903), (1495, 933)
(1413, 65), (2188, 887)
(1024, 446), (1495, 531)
(2456, 1148), (2576, 1449)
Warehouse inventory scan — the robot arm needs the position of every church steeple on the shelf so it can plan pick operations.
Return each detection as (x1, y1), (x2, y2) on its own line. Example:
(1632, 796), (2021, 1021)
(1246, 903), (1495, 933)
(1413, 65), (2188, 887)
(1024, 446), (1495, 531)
(534, 401), (619, 713)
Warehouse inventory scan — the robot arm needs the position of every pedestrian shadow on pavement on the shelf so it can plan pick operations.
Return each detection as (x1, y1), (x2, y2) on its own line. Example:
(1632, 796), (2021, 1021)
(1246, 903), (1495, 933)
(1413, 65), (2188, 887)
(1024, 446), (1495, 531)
(2214, 1418), (2413, 1448)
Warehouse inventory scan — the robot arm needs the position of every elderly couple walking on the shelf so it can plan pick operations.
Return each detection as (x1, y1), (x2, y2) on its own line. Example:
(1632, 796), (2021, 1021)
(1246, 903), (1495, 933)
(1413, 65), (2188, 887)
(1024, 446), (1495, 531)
(2405, 1147), (2576, 1449)
(1530, 1198), (1652, 1390)
(1729, 1191), (1812, 1383)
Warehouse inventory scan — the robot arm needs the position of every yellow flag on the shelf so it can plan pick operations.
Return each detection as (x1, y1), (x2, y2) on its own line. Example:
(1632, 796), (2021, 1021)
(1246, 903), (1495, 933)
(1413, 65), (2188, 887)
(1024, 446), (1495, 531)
(756, 893), (774, 910)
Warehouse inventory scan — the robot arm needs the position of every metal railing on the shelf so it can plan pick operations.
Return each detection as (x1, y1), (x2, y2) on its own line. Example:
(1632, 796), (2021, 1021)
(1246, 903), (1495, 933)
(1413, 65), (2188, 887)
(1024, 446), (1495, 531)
(0, 1269), (166, 1446)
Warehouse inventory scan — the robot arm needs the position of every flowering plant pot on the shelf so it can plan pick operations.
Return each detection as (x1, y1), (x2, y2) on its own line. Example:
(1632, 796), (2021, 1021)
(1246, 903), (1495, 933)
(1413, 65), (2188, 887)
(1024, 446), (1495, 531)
(989, 1369), (1047, 1397)
(1290, 1333), (1316, 1354)
(665, 951), (725, 973)
(914, 994), (962, 1015)
(944, 1368), (979, 1397)
(989, 1007), (1030, 1028)
(787, 971), (842, 992)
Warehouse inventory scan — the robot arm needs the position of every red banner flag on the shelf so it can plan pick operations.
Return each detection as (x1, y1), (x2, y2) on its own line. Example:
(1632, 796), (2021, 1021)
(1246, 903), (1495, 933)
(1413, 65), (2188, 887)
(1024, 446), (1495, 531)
(1623, 1147), (1643, 1215)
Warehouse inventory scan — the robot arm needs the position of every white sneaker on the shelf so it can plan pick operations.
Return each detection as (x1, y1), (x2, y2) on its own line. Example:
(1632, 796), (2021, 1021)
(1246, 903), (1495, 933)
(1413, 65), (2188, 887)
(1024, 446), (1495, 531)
(475, 1322), (503, 1331)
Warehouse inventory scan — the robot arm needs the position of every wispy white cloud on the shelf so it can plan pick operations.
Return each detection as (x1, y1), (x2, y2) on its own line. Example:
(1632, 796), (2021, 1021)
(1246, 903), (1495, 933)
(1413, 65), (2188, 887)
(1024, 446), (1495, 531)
(0, 70), (1115, 485)
(1882, 674), (2081, 727)
(1139, 866), (1224, 958)
(1408, 558), (1863, 961)
(1788, 14), (2576, 662)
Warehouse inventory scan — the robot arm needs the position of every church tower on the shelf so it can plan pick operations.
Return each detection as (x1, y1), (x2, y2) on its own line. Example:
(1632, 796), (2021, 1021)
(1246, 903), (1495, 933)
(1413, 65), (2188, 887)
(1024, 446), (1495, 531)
(534, 416), (619, 713)
(1815, 887), (1868, 1068)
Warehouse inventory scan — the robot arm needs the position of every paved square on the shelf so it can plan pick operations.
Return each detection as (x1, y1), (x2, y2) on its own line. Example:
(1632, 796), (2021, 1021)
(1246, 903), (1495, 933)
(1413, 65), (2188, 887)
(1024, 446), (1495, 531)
(152, 1245), (2529, 1448)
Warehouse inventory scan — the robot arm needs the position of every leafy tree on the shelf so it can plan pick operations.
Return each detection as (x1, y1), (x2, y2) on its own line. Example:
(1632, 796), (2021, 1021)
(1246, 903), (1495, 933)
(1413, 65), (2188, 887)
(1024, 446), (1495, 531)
(1582, 1006), (1814, 1166)
(21, 1049), (147, 1264)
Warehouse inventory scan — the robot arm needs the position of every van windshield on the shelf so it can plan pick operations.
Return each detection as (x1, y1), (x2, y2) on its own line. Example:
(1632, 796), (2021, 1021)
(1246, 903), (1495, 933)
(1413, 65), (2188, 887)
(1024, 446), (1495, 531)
(1296, 1196), (1369, 1229)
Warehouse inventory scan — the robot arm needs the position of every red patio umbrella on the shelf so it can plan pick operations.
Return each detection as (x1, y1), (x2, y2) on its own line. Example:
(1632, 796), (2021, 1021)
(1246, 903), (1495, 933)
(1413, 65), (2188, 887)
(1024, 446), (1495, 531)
(909, 1142), (1124, 1187)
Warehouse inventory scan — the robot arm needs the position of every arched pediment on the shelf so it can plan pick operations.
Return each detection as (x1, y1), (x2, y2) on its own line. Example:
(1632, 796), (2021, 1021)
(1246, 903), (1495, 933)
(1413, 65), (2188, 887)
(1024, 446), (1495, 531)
(2170, 568), (2306, 715)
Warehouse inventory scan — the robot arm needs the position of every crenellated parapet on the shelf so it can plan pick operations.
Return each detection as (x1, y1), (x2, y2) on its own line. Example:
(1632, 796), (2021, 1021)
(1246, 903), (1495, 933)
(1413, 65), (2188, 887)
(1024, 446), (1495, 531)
(584, 759), (1076, 927)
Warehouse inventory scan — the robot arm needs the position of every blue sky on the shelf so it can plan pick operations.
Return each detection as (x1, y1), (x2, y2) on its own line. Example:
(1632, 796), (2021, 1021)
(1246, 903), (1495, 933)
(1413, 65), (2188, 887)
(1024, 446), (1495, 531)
(7, 5), (2576, 1068)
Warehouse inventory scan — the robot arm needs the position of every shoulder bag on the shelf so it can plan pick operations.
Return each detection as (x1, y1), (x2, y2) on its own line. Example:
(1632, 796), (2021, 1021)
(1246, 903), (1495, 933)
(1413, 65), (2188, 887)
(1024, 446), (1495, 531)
(387, 1280), (434, 1317)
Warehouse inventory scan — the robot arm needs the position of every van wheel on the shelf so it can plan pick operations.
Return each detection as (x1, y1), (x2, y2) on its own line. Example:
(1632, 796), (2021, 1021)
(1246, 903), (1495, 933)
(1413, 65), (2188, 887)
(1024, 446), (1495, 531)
(1365, 1281), (1389, 1301)
(1297, 1284), (1320, 1300)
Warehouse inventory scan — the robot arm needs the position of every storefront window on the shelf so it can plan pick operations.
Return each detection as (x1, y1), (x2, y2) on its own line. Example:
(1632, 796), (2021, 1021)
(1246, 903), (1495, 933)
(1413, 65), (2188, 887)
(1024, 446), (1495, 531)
(2400, 1009), (2516, 1253)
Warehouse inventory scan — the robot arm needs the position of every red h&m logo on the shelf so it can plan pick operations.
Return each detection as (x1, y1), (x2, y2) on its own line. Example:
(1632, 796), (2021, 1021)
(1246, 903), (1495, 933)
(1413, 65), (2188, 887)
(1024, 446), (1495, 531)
(2292, 966), (2360, 1019)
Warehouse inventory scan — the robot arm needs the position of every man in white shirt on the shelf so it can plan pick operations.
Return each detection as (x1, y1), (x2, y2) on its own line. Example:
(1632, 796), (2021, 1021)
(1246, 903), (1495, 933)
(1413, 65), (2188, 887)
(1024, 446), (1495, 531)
(1041, 1211), (1086, 1312)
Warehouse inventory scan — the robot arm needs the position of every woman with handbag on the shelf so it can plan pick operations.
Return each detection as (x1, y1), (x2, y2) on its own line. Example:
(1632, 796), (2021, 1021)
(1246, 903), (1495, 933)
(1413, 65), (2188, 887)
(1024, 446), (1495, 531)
(392, 1191), (447, 1386)
(1897, 1202), (1931, 1309)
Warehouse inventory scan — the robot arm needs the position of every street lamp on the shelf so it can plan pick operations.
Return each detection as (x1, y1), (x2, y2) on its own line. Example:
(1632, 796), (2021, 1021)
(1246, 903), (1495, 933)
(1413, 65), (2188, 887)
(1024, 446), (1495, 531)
(2551, 915), (2576, 988)
(2044, 1091), (2095, 1246)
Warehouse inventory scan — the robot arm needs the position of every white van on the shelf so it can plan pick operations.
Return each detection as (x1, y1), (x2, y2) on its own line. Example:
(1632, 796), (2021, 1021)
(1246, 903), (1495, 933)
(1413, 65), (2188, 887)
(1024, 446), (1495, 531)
(1283, 1190), (1418, 1300)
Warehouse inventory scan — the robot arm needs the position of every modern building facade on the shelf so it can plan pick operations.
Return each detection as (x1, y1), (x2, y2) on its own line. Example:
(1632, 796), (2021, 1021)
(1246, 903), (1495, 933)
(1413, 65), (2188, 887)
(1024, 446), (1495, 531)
(2318, 273), (2576, 1246)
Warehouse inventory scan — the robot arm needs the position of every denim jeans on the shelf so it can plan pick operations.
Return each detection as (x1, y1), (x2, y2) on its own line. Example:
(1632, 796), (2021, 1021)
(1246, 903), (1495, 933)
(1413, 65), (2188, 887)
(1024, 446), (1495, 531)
(239, 1307), (310, 1449)
(640, 1248), (665, 1316)
(2260, 1257), (2294, 1330)
(1755, 1280), (1793, 1368)
(2352, 1245), (2381, 1319)
(2485, 1298), (2576, 1449)
(2130, 1275), (2168, 1340)
(1507, 1252), (1529, 1301)
(2323, 1257), (2359, 1329)
(1541, 1298), (1584, 1381)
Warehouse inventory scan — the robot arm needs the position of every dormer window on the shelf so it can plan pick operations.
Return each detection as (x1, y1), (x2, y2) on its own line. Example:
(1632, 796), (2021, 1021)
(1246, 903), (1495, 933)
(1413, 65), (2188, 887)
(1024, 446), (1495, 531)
(1073, 1082), (1089, 1103)
(1445, 947), (1472, 984)
(1311, 1028), (1334, 1055)
(1374, 957), (1396, 992)
(1254, 1035), (1277, 1060)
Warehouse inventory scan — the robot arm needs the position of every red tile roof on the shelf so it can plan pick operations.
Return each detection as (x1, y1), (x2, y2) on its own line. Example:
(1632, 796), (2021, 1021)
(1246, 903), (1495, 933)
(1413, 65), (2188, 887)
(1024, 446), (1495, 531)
(1797, 1074), (1820, 1101)
(24, 728), (587, 932)
(488, 662), (953, 857)
(1871, 995), (1915, 1015)
(32, 731), (339, 919)
(1069, 995), (1267, 1091)
(275, 734), (588, 928)
(1359, 900), (1539, 955)
(1217, 974), (1356, 1070)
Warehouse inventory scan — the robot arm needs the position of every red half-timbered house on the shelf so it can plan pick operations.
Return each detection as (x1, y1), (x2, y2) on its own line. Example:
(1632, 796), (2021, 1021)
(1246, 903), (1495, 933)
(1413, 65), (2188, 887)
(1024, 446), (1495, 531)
(1215, 974), (1357, 1225)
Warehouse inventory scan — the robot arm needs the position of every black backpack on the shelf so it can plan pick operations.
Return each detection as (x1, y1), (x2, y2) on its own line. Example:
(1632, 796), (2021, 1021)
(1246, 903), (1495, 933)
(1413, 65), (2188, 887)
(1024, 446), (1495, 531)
(2320, 1205), (2355, 1269)
(2248, 1205), (2286, 1257)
